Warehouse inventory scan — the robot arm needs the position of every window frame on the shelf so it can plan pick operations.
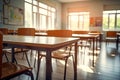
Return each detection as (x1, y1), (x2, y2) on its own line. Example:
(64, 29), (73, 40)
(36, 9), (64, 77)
(103, 10), (120, 30)
(68, 12), (90, 31)
(24, 0), (56, 30)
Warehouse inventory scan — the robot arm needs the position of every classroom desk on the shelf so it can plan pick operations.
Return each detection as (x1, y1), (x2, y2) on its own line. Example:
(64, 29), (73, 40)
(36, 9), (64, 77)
(3, 35), (79, 80)
(35, 32), (47, 36)
(88, 32), (103, 48)
(116, 33), (120, 50)
(72, 34), (99, 67)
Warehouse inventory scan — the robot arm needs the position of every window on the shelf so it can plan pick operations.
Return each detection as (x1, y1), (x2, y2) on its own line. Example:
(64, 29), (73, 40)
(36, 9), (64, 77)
(68, 12), (89, 30)
(25, 2), (32, 27)
(103, 10), (120, 30)
(25, 0), (56, 30)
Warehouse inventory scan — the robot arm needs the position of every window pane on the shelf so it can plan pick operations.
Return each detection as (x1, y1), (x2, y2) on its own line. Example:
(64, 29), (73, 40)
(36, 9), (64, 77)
(109, 14), (115, 29)
(69, 15), (78, 30)
(51, 8), (55, 12)
(33, 13), (37, 29)
(79, 16), (84, 29)
(39, 2), (47, 9)
(117, 14), (120, 28)
(48, 17), (51, 29)
(84, 15), (89, 30)
(51, 13), (55, 29)
(25, 0), (32, 3)
(68, 12), (89, 30)
(33, 0), (37, 5)
(25, 1), (56, 30)
(25, 2), (32, 27)
(39, 8), (47, 15)
(40, 15), (47, 30)
(104, 10), (116, 14)
(33, 6), (37, 12)
(103, 14), (108, 29)
(117, 10), (120, 13)
(103, 10), (119, 30)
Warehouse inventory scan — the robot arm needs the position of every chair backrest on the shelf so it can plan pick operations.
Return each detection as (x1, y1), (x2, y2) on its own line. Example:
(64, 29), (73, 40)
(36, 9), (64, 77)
(72, 30), (89, 34)
(0, 31), (3, 78)
(106, 31), (117, 38)
(47, 30), (72, 37)
(18, 28), (35, 36)
(0, 28), (8, 34)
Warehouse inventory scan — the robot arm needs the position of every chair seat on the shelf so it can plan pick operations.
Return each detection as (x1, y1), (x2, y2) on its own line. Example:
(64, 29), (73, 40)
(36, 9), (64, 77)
(14, 48), (29, 53)
(106, 37), (117, 40)
(39, 51), (70, 60)
(106, 37), (117, 42)
(1, 62), (32, 79)
(52, 51), (70, 59)
(3, 48), (29, 53)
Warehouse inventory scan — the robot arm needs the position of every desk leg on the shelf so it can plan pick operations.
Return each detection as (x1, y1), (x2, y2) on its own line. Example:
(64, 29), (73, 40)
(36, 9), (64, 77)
(46, 50), (52, 80)
(11, 48), (15, 63)
(93, 38), (95, 67)
(74, 42), (78, 80)
(116, 35), (119, 50)
(36, 51), (41, 80)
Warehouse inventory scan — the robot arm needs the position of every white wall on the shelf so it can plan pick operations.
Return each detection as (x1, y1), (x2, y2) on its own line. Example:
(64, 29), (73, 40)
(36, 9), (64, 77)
(0, 0), (24, 30)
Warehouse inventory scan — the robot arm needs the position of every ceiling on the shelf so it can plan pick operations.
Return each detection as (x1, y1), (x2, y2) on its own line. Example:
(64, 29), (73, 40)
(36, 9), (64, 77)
(57, 0), (96, 3)
(57, 0), (118, 3)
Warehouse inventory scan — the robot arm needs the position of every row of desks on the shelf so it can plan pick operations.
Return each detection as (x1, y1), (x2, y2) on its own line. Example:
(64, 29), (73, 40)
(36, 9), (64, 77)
(3, 33), (100, 80)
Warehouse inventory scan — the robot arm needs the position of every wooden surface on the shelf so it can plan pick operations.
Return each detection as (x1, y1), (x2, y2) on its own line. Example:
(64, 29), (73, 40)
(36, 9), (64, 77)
(17, 28), (35, 36)
(3, 35), (79, 80)
(3, 35), (79, 49)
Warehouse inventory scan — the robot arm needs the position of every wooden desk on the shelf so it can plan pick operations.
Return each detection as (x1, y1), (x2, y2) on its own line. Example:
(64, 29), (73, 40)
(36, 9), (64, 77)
(88, 32), (103, 48)
(8, 30), (18, 35)
(72, 34), (99, 67)
(3, 35), (79, 80)
(116, 33), (120, 50)
(35, 32), (47, 36)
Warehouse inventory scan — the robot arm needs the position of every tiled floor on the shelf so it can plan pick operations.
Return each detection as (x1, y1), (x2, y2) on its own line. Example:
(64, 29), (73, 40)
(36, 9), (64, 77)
(3, 42), (120, 80)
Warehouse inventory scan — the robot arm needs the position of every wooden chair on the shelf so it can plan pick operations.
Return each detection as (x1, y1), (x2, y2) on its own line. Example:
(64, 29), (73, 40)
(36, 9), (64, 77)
(34, 30), (74, 80)
(16, 28), (35, 66)
(0, 28), (10, 62)
(18, 28), (35, 36)
(0, 28), (8, 34)
(72, 30), (91, 50)
(6, 28), (35, 67)
(89, 31), (100, 33)
(106, 31), (117, 45)
(89, 31), (101, 45)
(72, 30), (89, 34)
(72, 30), (91, 63)
(0, 31), (34, 80)
(47, 30), (72, 37)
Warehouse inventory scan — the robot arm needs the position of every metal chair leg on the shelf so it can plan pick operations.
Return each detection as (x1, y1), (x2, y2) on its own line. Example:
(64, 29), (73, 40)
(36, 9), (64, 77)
(3, 52), (9, 62)
(36, 52), (42, 80)
(24, 52), (31, 67)
(64, 58), (68, 80)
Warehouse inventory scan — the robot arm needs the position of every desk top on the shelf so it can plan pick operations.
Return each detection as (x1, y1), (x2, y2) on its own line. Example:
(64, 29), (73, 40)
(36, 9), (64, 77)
(117, 33), (120, 35)
(35, 32), (47, 36)
(3, 35), (79, 49)
(72, 34), (99, 38)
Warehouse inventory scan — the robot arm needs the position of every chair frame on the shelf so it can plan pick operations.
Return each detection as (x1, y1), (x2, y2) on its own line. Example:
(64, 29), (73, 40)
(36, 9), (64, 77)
(106, 31), (117, 45)
(34, 30), (74, 80)
(0, 31), (34, 80)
